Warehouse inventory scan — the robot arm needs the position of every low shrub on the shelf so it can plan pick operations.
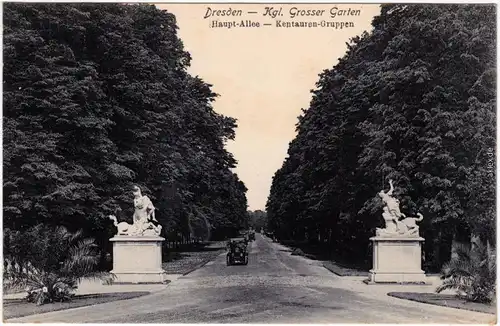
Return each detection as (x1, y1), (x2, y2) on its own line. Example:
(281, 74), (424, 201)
(436, 241), (496, 303)
(4, 225), (114, 305)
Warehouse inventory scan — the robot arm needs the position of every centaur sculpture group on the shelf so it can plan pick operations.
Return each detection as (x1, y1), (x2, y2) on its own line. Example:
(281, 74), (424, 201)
(109, 185), (162, 236)
(377, 180), (423, 237)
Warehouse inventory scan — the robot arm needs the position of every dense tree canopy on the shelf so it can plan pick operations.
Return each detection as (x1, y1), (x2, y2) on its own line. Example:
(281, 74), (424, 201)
(266, 4), (496, 270)
(248, 210), (267, 231)
(3, 3), (248, 255)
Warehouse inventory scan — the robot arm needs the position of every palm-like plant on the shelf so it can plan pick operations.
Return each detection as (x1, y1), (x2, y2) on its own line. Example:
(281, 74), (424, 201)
(4, 225), (114, 305)
(436, 240), (496, 303)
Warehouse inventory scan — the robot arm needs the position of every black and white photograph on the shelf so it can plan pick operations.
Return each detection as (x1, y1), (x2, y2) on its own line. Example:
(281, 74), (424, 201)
(2, 1), (497, 323)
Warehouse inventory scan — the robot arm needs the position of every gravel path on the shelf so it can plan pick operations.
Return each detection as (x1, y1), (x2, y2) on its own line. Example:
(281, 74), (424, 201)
(6, 234), (495, 324)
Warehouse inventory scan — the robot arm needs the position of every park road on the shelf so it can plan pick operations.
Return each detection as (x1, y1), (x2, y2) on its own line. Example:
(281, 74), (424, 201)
(6, 233), (494, 323)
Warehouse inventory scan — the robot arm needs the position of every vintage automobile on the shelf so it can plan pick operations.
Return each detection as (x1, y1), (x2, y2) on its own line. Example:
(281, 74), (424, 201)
(226, 238), (249, 266)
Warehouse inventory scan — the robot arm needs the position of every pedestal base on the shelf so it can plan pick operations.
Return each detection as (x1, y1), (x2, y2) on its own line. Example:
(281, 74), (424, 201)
(111, 271), (168, 284)
(364, 271), (430, 285)
(110, 236), (167, 284)
(366, 236), (430, 285)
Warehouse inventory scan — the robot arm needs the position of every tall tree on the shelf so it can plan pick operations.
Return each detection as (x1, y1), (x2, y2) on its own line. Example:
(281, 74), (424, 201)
(266, 4), (495, 269)
(4, 3), (248, 258)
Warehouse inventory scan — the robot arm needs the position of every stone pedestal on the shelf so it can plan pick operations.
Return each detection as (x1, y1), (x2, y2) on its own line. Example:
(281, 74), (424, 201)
(110, 236), (167, 284)
(365, 236), (430, 284)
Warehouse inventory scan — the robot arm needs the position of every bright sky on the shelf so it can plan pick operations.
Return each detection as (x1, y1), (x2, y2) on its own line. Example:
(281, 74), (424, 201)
(157, 4), (381, 210)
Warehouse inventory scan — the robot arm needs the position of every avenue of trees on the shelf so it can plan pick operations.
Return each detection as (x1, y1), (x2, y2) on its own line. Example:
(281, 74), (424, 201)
(3, 3), (248, 264)
(266, 4), (495, 272)
(248, 210), (267, 231)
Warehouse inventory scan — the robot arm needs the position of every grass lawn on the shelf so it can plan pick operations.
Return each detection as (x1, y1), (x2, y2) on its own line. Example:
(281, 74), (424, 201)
(388, 292), (496, 315)
(275, 240), (369, 277)
(3, 292), (150, 319)
(322, 260), (369, 277)
(162, 241), (226, 275)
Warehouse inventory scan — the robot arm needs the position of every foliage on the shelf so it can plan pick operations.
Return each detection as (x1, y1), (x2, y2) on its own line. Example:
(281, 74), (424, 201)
(3, 225), (113, 305)
(3, 3), (248, 253)
(436, 241), (496, 303)
(266, 4), (496, 268)
(248, 210), (267, 231)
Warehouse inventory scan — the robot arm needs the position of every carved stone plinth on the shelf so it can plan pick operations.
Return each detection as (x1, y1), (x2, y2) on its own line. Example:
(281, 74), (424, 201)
(110, 236), (167, 284)
(364, 236), (430, 285)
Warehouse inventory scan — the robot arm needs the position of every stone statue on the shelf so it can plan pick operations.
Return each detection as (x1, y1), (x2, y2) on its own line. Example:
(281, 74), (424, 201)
(378, 179), (406, 219)
(109, 215), (136, 236)
(376, 180), (423, 237)
(109, 185), (162, 236)
(396, 213), (424, 236)
(379, 206), (398, 234)
(133, 186), (157, 223)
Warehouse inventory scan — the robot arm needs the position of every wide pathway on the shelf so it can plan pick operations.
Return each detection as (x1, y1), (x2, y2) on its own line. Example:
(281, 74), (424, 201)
(6, 234), (495, 323)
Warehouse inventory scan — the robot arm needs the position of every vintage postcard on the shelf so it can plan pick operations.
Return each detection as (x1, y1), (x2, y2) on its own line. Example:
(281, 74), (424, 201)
(2, 1), (497, 324)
